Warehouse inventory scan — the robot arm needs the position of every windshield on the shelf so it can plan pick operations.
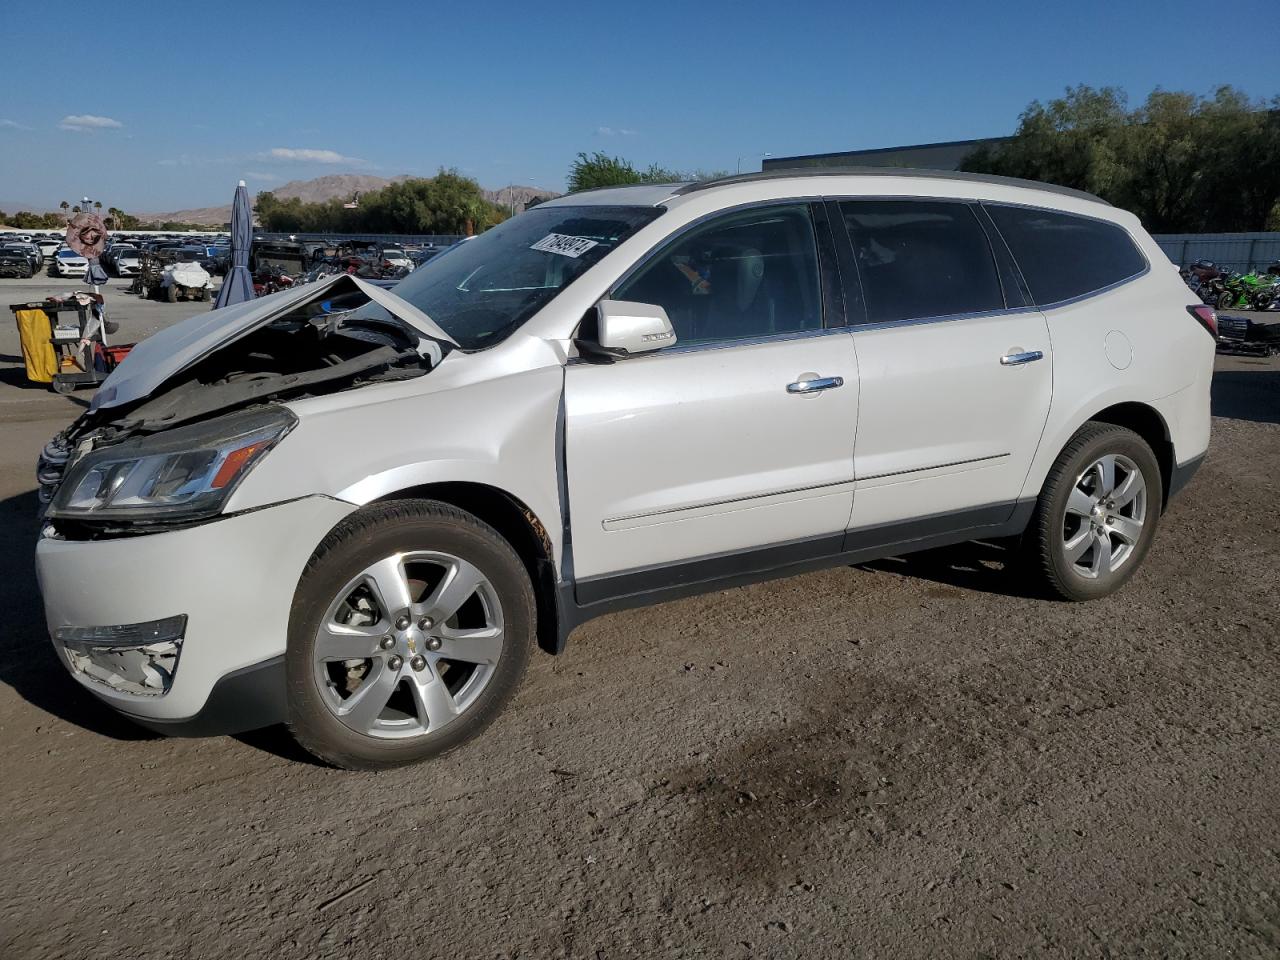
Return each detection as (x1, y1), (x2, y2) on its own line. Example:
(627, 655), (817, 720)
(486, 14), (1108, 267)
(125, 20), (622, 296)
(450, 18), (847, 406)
(383, 205), (663, 350)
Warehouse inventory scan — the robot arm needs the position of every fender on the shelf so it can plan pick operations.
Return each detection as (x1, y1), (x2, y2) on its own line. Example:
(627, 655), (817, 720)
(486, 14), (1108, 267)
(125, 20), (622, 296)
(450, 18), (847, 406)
(1018, 385), (1174, 504)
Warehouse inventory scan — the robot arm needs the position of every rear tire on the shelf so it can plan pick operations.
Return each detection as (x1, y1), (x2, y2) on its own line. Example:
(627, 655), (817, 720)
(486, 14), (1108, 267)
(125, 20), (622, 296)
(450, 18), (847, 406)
(286, 500), (535, 770)
(1023, 423), (1163, 601)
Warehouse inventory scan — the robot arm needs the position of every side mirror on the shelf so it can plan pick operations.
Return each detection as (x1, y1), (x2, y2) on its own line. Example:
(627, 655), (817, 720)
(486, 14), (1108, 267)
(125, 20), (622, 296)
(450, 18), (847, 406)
(577, 299), (677, 359)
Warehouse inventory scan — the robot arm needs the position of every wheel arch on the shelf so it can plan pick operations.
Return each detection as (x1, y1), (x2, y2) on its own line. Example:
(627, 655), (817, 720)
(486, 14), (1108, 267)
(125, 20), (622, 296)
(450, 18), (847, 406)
(1084, 402), (1174, 506)
(1034, 401), (1174, 509)
(372, 481), (562, 655)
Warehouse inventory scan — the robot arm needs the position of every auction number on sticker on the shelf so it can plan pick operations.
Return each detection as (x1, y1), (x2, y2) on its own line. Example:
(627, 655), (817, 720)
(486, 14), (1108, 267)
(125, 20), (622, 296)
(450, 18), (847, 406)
(530, 233), (599, 258)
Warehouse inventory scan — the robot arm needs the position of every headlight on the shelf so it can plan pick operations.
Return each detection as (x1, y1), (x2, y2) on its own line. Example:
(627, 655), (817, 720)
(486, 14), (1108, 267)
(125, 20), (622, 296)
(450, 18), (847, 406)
(48, 407), (295, 523)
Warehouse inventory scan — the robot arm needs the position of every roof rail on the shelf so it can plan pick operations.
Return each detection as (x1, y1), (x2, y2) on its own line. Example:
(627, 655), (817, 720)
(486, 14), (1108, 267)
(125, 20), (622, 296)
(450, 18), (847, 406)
(674, 166), (1109, 206)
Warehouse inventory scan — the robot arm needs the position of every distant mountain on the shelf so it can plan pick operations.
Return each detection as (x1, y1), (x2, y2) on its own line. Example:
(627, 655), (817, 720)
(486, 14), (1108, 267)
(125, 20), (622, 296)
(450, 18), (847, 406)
(0, 200), (58, 215)
(273, 174), (410, 203)
(483, 185), (559, 210)
(135, 174), (560, 226)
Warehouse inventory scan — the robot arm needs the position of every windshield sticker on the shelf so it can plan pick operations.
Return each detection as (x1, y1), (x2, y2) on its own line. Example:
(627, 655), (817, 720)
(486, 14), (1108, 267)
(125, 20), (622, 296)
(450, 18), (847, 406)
(530, 233), (599, 258)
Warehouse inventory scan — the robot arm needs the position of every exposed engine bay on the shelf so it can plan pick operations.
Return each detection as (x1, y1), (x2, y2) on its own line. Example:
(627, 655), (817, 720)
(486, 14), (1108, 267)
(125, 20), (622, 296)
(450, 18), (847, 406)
(108, 297), (441, 435)
(38, 285), (448, 515)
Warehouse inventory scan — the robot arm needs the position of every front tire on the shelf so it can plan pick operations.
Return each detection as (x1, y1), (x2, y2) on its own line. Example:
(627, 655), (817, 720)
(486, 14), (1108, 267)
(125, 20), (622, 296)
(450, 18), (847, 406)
(286, 500), (534, 770)
(1024, 423), (1163, 601)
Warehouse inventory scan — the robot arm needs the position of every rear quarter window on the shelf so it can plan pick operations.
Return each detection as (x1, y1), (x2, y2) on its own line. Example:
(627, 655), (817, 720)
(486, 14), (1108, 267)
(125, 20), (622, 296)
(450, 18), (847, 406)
(984, 204), (1147, 307)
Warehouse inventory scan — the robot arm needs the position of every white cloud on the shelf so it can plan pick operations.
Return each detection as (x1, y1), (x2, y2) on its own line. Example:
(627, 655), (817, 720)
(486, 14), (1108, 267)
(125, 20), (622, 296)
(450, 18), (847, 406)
(266, 147), (362, 164)
(59, 114), (123, 131)
(595, 126), (638, 137)
(0, 119), (30, 130)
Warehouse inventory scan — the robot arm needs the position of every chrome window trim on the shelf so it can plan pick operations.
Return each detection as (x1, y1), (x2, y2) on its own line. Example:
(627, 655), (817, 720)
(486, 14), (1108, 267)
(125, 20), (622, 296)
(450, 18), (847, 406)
(660, 324), (848, 356)
(848, 304), (1042, 334)
(1028, 263), (1151, 312)
(563, 321), (850, 365)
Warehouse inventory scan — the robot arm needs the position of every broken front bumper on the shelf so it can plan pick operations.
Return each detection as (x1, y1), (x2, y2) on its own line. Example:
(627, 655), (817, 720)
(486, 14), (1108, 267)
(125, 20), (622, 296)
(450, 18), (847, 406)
(36, 495), (356, 735)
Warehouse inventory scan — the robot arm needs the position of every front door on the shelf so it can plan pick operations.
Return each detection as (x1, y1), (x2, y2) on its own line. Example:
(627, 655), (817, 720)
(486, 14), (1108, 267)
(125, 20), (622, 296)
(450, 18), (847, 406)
(563, 203), (860, 592)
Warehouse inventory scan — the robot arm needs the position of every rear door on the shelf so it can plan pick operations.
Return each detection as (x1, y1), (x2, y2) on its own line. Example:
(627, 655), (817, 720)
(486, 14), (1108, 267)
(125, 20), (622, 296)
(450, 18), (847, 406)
(563, 202), (860, 593)
(833, 198), (1053, 534)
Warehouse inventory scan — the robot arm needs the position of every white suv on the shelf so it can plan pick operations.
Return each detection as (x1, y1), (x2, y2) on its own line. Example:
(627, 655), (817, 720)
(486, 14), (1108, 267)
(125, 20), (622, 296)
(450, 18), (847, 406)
(35, 170), (1214, 769)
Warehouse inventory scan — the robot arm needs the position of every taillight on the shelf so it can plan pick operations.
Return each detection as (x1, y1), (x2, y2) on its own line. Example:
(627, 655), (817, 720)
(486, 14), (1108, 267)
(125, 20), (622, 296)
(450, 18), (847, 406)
(1187, 304), (1218, 338)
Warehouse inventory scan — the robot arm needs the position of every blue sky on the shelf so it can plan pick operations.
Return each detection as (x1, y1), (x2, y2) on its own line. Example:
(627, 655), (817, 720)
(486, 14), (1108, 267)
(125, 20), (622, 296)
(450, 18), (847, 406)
(1, 0), (1276, 212)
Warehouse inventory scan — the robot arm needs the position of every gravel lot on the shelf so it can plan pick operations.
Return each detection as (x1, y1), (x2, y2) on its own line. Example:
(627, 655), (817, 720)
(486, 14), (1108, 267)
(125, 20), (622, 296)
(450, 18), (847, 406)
(0, 280), (1277, 958)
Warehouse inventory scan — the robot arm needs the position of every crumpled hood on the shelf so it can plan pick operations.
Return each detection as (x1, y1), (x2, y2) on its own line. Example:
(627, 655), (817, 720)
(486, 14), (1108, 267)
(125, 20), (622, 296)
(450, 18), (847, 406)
(90, 273), (457, 411)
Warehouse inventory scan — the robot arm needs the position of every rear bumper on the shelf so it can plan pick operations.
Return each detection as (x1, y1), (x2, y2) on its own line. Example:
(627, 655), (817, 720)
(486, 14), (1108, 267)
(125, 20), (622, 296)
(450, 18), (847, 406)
(1168, 452), (1205, 502)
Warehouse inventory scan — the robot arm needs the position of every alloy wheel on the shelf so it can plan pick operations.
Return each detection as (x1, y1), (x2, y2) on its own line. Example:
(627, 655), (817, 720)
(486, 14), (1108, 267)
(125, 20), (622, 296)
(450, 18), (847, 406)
(1061, 453), (1147, 579)
(312, 550), (504, 739)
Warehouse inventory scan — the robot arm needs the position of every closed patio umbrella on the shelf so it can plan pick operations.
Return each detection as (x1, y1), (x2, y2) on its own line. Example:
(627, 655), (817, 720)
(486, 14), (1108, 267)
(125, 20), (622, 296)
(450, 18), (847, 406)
(213, 180), (255, 309)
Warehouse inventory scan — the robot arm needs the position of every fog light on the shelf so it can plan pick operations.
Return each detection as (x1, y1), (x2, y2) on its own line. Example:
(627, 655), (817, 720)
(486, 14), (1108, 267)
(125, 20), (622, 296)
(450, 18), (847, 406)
(56, 615), (187, 697)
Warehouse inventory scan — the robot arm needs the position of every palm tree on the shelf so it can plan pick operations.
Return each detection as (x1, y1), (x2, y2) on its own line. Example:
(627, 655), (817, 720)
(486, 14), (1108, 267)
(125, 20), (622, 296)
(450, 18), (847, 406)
(72, 205), (81, 214)
(93, 201), (102, 215)
(59, 200), (69, 218)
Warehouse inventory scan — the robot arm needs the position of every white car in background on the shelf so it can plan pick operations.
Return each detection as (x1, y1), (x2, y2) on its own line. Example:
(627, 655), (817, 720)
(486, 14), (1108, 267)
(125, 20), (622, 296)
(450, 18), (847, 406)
(35, 169), (1213, 770)
(52, 249), (88, 277)
(36, 238), (61, 260)
(115, 249), (141, 277)
(381, 247), (414, 273)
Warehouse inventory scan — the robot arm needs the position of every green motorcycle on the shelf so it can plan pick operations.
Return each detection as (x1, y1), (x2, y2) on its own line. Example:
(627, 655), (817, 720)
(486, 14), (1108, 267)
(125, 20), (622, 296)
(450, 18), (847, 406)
(1217, 271), (1280, 311)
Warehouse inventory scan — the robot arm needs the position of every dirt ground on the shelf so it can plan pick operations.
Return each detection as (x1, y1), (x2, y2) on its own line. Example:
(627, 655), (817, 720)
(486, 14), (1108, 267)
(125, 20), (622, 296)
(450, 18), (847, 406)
(0, 286), (1277, 958)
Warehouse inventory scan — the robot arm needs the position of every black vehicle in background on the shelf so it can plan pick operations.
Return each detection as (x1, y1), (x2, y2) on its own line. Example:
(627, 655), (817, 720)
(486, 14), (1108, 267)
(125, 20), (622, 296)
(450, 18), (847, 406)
(0, 246), (33, 278)
(1, 243), (41, 274)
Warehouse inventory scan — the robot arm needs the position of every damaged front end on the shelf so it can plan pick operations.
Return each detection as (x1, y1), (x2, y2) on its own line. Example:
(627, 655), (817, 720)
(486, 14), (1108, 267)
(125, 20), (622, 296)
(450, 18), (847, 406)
(38, 275), (456, 537)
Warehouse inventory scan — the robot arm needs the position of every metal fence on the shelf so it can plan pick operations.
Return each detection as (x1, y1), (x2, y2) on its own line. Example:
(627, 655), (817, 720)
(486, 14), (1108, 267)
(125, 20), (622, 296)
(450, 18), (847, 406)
(1152, 233), (1280, 273)
(254, 232), (466, 247)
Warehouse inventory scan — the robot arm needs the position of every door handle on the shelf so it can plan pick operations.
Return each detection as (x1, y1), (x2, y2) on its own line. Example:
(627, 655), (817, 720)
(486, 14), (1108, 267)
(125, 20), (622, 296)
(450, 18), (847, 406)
(787, 374), (844, 394)
(1000, 350), (1044, 366)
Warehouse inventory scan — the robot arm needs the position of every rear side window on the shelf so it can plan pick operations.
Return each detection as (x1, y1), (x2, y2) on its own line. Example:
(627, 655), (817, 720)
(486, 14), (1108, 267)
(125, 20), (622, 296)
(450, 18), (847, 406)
(840, 200), (1004, 323)
(984, 205), (1147, 306)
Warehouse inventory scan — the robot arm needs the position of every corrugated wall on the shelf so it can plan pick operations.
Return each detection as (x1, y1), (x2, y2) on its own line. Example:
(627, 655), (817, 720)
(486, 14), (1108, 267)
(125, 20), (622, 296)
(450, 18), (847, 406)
(1152, 233), (1280, 272)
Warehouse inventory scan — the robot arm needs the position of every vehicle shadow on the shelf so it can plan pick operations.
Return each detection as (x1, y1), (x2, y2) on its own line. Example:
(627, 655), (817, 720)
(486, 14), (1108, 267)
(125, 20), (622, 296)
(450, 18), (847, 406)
(0, 489), (158, 740)
(1211, 367), (1280, 425)
(857, 539), (1044, 599)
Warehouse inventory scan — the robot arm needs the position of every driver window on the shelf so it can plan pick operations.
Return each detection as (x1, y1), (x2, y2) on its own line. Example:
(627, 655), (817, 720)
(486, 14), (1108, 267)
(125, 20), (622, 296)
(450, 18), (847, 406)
(615, 204), (823, 346)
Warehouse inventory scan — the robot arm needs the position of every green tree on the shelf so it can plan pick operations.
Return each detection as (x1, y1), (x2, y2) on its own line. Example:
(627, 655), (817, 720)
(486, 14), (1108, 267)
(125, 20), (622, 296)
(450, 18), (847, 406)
(963, 84), (1280, 232)
(253, 172), (507, 235)
(566, 152), (729, 193)
(567, 152), (647, 192)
